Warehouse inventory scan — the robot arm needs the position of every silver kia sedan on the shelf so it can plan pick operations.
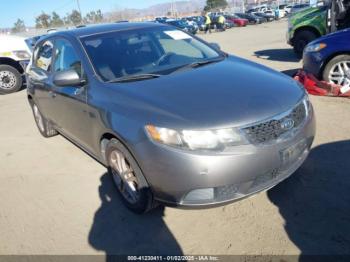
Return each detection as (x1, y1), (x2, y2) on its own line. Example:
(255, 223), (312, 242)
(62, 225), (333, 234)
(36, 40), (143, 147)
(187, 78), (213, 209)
(27, 23), (315, 213)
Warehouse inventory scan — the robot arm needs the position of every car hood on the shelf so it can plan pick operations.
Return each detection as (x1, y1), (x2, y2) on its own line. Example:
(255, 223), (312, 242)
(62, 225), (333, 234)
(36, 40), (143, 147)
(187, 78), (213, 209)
(290, 6), (326, 25)
(314, 28), (350, 43)
(0, 35), (29, 53)
(108, 56), (305, 129)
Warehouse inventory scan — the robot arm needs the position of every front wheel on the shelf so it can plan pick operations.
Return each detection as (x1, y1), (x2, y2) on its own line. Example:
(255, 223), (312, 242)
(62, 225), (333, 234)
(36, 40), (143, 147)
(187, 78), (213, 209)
(293, 31), (317, 57)
(106, 138), (155, 213)
(323, 55), (350, 88)
(0, 65), (22, 94)
(29, 101), (58, 138)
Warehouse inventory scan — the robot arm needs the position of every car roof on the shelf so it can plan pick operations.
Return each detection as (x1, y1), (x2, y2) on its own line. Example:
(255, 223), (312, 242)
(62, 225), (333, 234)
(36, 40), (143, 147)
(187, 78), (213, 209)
(44, 22), (164, 39)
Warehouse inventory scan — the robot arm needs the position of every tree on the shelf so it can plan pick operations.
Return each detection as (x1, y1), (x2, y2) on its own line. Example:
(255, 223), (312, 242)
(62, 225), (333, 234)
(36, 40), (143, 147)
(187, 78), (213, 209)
(83, 10), (103, 24)
(51, 12), (64, 27)
(63, 14), (70, 25)
(11, 19), (26, 33)
(204, 0), (228, 11)
(35, 12), (51, 28)
(95, 9), (103, 22)
(68, 9), (82, 25)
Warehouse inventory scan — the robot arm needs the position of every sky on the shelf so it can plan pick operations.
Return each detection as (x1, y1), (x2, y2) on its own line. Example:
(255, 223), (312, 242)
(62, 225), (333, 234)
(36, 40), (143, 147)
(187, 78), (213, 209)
(1, 0), (173, 28)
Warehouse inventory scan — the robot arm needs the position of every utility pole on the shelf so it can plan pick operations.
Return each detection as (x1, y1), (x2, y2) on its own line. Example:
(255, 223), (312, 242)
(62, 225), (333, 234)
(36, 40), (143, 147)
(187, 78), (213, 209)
(76, 0), (82, 17)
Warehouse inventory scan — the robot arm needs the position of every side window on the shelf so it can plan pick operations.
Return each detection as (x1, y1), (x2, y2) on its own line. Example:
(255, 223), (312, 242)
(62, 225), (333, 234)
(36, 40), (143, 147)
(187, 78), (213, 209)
(35, 40), (54, 72)
(54, 39), (82, 77)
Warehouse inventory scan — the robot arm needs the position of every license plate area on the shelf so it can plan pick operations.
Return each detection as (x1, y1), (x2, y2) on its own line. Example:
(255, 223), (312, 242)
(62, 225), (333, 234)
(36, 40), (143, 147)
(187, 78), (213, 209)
(280, 139), (308, 171)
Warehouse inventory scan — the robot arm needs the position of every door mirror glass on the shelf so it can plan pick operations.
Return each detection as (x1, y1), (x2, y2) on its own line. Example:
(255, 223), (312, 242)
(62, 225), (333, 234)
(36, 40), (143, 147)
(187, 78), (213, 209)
(53, 69), (85, 87)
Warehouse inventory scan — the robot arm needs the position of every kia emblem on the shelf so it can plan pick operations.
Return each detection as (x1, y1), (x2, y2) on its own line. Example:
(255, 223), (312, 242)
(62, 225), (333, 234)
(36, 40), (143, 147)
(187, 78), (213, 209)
(281, 118), (295, 130)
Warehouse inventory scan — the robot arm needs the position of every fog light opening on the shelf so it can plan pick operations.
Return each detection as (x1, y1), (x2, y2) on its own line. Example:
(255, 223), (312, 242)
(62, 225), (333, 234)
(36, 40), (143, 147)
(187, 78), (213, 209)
(183, 188), (214, 202)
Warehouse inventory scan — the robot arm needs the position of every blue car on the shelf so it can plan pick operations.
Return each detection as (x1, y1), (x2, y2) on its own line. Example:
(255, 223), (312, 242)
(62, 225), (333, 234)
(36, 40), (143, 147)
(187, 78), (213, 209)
(303, 28), (350, 88)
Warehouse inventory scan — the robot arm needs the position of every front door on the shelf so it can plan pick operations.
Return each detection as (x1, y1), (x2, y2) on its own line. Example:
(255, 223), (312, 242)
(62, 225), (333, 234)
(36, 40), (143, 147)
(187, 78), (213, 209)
(50, 38), (92, 151)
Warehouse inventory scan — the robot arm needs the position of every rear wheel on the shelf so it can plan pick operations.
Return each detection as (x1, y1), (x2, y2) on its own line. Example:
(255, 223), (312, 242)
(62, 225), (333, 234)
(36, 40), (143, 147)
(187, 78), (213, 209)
(323, 55), (350, 87)
(293, 30), (318, 57)
(0, 65), (22, 94)
(106, 138), (155, 214)
(29, 101), (58, 138)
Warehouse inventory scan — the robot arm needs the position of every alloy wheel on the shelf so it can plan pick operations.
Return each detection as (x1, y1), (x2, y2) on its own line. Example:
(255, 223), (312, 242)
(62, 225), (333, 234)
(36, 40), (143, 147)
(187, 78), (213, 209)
(109, 149), (140, 204)
(0, 70), (17, 90)
(328, 61), (350, 87)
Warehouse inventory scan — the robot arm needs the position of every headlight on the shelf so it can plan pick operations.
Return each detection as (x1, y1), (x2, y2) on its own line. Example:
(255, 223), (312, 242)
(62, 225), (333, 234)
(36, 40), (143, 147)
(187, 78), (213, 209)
(304, 43), (327, 53)
(145, 125), (246, 151)
(12, 50), (31, 60)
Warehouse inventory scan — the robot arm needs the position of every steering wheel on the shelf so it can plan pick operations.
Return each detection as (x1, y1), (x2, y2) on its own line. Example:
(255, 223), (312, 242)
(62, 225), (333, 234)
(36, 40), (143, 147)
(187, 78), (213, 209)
(155, 52), (175, 66)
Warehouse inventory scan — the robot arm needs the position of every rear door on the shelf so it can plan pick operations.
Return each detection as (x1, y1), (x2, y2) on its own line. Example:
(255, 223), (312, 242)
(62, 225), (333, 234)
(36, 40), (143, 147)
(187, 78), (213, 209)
(27, 39), (56, 120)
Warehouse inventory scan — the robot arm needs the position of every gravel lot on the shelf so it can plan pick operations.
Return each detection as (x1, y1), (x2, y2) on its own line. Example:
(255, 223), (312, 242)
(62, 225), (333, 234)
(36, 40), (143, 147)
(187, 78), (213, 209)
(1, 19), (349, 257)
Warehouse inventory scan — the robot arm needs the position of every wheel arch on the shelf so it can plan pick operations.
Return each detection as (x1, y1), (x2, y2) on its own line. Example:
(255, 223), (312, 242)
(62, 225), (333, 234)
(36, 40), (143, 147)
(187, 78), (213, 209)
(0, 57), (24, 74)
(99, 132), (137, 166)
(99, 131), (153, 190)
(293, 26), (322, 43)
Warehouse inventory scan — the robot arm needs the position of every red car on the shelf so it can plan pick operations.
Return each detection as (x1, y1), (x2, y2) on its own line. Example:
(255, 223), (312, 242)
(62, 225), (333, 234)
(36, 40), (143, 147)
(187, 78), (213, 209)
(225, 15), (248, 27)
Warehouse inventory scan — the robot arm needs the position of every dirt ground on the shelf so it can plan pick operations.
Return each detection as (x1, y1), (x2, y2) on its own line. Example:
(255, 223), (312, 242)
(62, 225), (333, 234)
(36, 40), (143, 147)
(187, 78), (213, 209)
(0, 19), (349, 257)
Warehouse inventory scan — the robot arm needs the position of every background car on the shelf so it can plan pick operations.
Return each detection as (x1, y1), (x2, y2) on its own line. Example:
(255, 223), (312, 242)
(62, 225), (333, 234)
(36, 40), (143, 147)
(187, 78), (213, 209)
(264, 9), (278, 19)
(209, 15), (231, 30)
(0, 35), (31, 94)
(291, 4), (311, 14)
(254, 12), (275, 22)
(279, 4), (289, 15)
(225, 14), (248, 27)
(247, 4), (269, 14)
(181, 18), (199, 32)
(189, 16), (206, 31)
(155, 17), (168, 23)
(235, 13), (263, 24)
(225, 19), (236, 29)
(303, 28), (350, 89)
(287, 1), (349, 56)
(166, 19), (198, 34)
(285, 5), (293, 14)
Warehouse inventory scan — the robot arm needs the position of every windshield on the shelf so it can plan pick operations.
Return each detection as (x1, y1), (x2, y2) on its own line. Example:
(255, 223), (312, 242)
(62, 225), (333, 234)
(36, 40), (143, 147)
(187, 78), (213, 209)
(81, 26), (221, 82)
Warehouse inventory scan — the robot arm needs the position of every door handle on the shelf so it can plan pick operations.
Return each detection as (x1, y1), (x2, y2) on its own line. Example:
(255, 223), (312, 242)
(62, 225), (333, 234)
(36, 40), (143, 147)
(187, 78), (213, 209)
(49, 91), (56, 98)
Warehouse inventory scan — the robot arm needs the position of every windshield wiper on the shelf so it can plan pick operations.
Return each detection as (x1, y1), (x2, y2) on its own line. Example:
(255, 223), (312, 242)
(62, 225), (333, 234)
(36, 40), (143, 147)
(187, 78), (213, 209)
(108, 73), (161, 83)
(174, 57), (225, 73)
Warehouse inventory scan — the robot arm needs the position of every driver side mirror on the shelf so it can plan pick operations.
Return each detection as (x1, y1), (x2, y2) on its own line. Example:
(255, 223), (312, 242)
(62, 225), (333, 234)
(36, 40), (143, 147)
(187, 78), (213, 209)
(210, 42), (221, 51)
(53, 69), (86, 87)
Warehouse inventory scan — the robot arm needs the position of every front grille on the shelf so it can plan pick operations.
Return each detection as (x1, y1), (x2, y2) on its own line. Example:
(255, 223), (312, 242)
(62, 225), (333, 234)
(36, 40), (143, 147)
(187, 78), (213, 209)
(243, 101), (307, 144)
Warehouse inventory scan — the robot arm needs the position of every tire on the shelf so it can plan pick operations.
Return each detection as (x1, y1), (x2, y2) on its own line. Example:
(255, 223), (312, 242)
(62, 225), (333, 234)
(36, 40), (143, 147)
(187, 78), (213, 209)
(29, 101), (58, 138)
(0, 65), (22, 94)
(293, 30), (318, 57)
(322, 55), (350, 87)
(106, 138), (155, 214)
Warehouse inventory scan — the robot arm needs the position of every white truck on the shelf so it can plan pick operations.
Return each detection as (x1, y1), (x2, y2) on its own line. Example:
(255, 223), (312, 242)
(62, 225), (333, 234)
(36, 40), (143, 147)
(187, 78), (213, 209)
(0, 35), (32, 94)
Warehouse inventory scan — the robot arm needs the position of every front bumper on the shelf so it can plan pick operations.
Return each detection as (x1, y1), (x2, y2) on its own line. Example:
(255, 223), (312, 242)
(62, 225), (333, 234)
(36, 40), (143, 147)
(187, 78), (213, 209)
(302, 51), (325, 78)
(133, 106), (316, 208)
